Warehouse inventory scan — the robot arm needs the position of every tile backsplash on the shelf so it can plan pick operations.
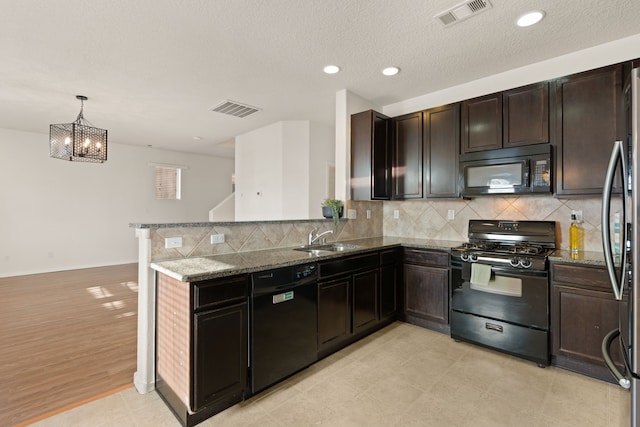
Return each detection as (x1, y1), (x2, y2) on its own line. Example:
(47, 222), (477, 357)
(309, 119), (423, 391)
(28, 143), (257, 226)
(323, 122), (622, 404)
(149, 200), (385, 262)
(380, 196), (620, 252)
(147, 196), (614, 262)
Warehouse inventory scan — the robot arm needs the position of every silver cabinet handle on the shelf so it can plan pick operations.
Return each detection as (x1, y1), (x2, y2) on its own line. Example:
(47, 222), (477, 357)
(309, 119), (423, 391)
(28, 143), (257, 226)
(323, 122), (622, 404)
(601, 140), (628, 301)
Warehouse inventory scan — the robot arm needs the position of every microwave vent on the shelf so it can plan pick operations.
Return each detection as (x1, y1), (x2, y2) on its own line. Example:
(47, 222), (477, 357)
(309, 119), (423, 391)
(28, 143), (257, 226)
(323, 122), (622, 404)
(435, 0), (492, 26)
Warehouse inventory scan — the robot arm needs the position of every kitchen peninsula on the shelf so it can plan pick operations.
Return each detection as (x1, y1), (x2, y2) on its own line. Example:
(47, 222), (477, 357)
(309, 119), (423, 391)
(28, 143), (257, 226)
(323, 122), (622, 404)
(135, 214), (460, 424)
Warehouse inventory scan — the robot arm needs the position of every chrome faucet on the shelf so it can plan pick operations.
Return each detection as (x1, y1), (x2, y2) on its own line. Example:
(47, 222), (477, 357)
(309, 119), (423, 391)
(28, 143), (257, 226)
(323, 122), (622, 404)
(308, 228), (333, 245)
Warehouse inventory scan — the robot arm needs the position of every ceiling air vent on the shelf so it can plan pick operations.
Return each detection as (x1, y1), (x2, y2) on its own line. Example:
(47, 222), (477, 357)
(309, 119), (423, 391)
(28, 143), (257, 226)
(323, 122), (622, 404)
(210, 100), (261, 118)
(435, 0), (492, 27)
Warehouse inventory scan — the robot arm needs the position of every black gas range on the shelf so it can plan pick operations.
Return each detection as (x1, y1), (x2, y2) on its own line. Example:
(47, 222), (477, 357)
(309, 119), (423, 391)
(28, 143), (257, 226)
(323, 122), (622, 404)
(451, 220), (556, 271)
(450, 220), (556, 366)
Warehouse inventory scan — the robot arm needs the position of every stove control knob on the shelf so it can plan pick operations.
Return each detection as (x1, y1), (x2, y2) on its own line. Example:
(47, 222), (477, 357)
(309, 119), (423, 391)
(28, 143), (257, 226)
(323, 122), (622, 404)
(460, 252), (469, 262)
(509, 258), (520, 267)
(520, 259), (532, 268)
(469, 253), (478, 262)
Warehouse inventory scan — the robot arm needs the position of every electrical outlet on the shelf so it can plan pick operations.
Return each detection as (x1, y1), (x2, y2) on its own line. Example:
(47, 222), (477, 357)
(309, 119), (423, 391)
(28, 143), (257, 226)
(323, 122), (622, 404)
(210, 234), (225, 244)
(571, 209), (584, 222)
(575, 210), (583, 222)
(347, 209), (357, 219)
(366, 209), (371, 219)
(393, 210), (400, 219)
(165, 237), (182, 249)
(447, 209), (455, 220)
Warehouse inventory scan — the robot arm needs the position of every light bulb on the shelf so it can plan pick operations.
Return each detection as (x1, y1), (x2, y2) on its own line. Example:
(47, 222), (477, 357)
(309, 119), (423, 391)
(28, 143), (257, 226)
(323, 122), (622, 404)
(64, 137), (71, 146)
(323, 65), (340, 74)
(382, 67), (400, 76)
(84, 138), (90, 148)
(517, 11), (545, 27)
(96, 141), (102, 150)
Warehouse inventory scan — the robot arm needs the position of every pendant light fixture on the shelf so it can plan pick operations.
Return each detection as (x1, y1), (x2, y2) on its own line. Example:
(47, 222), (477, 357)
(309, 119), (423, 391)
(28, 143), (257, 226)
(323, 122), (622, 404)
(49, 95), (108, 163)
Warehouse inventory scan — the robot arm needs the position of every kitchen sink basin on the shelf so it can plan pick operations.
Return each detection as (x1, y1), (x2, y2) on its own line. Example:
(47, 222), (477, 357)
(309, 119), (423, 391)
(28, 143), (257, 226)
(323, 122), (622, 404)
(293, 243), (361, 254)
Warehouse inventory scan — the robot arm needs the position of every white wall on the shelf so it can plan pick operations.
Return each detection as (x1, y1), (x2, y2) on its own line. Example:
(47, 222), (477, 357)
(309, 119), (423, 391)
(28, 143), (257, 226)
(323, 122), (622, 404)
(308, 122), (335, 216)
(0, 127), (234, 277)
(235, 121), (334, 220)
(282, 122), (311, 220)
(235, 122), (284, 220)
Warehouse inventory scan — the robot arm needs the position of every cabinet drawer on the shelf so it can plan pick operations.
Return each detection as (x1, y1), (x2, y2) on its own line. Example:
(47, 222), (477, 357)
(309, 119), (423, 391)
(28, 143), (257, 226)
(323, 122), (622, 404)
(551, 263), (611, 291)
(193, 275), (249, 310)
(319, 252), (379, 279)
(403, 248), (448, 268)
(380, 248), (401, 265)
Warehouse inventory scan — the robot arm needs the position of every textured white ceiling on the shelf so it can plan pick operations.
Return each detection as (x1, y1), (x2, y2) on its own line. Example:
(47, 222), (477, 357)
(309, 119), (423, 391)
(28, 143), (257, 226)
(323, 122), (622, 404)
(1, 0), (640, 158)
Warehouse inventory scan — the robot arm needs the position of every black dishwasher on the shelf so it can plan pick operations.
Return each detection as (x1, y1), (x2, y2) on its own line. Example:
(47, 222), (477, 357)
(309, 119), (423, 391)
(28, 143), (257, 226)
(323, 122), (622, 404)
(250, 263), (318, 394)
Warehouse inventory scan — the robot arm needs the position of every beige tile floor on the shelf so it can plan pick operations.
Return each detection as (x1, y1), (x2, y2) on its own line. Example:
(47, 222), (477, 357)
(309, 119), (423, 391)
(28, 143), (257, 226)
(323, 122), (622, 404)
(32, 322), (629, 427)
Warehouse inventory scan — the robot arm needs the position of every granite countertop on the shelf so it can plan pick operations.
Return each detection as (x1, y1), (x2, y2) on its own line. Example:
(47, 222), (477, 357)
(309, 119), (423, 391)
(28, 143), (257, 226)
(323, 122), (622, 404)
(151, 234), (610, 282)
(151, 236), (463, 282)
(549, 249), (606, 266)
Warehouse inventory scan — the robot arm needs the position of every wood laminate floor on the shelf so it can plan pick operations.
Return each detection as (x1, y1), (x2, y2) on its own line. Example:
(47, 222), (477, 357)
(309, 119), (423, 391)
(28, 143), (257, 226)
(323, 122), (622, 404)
(0, 264), (139, 426)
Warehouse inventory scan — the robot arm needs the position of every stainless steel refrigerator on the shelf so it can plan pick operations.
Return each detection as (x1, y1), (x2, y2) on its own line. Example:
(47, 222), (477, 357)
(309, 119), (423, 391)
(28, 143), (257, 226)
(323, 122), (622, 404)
(602, 66), (640, 426)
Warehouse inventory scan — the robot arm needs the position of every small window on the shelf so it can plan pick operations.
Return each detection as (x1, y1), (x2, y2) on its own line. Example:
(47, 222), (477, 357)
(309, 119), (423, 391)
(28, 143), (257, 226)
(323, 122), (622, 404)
(155, 166), (181, 200)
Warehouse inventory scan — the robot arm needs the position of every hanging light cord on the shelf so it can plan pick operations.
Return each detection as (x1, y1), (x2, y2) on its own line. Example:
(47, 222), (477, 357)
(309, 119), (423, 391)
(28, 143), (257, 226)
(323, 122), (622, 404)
(74, 96), (94, 126)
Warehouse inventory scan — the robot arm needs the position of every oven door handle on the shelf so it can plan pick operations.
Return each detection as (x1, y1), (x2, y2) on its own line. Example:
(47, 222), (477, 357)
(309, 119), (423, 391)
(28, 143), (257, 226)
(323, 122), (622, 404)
(601, 140), (627, 301)
(485, 322), (503, 333)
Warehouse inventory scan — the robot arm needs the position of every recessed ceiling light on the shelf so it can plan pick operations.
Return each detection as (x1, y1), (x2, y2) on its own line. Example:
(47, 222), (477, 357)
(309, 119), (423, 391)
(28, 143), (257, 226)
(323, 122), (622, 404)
(382, 67), (400, 76)
(517, 10), (545, 27)
(323, 65), (341, 74)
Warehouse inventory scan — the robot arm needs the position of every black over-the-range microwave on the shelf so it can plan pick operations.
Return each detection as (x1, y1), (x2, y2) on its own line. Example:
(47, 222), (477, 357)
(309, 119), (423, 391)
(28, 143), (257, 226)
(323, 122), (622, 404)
(459, 144), (552, 196)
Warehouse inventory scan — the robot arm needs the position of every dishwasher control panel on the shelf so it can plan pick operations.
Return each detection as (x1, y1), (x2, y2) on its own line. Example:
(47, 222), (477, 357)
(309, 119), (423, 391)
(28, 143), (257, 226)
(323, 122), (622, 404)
(294, 263), (317, 281)
(252, 263), (318, 290)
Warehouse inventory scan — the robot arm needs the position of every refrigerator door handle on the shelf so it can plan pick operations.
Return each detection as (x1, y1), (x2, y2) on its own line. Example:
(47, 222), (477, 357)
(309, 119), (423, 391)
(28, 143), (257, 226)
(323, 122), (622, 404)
(601, 140), (628, 301)
(602, 328), (631, 389)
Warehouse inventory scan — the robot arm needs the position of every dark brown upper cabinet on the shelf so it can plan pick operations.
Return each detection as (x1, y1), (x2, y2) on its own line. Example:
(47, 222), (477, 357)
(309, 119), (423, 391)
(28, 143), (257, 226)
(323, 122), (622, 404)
(392, 112), (423, 199)
(462, 83), (550, 154)
(503, 82), (550, 147)
(423, 103), (460, 198)
(461, 93), (502, 153)
(554, 63), (624, 196)
(350, 110), (391, 200)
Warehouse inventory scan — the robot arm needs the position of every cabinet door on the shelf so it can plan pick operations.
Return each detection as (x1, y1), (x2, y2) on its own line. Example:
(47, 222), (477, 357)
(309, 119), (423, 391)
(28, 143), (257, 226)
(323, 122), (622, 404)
(461, 93), (502, 153)
(423, 103), (460, 198)
(353, 269), (379, 334)
(318, 278), (351, 351)
(392, 112), (423, 199)
(371, 112), (392, 199)
(380, 263), (399, 320)
(554, 64), (624, 196)
(503, 82), (550, 147)
(404, 264), (449, 324)
(193, 302), (247, 411)
(351, 110), (391, 200)
(551, 285), (622, 366)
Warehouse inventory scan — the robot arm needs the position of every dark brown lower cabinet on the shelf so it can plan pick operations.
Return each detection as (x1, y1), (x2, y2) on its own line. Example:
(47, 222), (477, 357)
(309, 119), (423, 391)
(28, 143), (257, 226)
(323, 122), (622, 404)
(551, 262), (625, 382)
(353, 269), (379, 334)
(317, 268), (380, 356)
(317, 278), (351, 353)
(317, 250), (395, 358)
(380, 248), (401, 321)
(193, 303), (247, 410)
(156, 273), (248, 427)
(402, 248), (449, 334)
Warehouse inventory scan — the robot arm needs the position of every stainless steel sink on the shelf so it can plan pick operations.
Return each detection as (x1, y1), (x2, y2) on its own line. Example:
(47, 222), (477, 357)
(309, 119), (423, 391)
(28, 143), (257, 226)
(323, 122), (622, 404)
(293, 243), (361, 254)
